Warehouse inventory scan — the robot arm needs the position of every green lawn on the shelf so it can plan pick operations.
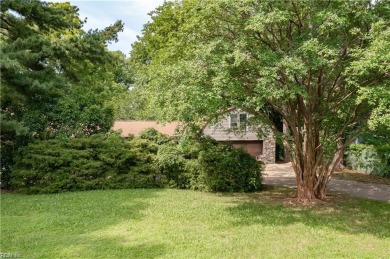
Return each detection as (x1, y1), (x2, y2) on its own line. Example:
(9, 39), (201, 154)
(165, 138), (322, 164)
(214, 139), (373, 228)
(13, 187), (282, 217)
(1, 188), (389, 258)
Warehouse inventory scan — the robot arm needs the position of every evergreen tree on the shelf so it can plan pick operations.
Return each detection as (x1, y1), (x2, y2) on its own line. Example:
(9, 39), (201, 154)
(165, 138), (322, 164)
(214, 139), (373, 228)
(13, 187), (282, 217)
(0, 0), (127, 187)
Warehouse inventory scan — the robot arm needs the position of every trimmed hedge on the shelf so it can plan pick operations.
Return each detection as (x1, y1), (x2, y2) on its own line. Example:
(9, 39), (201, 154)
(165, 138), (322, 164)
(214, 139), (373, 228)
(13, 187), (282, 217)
(11, 133), (161, 194)
(11, 131), (264, 194)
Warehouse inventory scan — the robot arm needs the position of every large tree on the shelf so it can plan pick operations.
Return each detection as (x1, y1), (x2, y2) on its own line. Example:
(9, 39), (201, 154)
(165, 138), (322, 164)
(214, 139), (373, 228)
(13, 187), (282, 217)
(0, 0), (127, 187)
(130, 0), (390, 202)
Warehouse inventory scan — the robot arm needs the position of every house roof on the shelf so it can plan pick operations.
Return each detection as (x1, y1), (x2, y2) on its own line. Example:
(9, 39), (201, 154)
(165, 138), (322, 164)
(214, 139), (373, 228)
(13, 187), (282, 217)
(112, 121), (179, 137)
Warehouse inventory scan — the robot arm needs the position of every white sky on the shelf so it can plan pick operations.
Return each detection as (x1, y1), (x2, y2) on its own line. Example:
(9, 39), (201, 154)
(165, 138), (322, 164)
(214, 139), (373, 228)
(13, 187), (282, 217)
(49, 0), (166, 55)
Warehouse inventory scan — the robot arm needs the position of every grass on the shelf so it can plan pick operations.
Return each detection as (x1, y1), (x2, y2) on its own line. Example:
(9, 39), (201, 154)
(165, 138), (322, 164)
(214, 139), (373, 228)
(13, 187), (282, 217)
(1, 188), (390, 258)
(334, 168), (390, 185)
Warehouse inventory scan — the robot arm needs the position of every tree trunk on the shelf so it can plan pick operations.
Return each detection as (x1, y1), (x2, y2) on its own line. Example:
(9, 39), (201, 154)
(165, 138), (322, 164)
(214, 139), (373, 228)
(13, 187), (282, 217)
(282, 120), (291, 163)
(292, 161), (327, 203)
(281, 71), (352, 203)
(314, 177), (328, 200)
(333, 140), (346, 171)
(296, 175), (317, 203)
(292, 166), (330, 203)
(288, 110), (331, 203)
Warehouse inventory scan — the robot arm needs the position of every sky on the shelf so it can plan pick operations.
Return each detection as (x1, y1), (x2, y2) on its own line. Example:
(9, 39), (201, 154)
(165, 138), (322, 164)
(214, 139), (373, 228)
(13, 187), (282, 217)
(49, 0), (166, 55)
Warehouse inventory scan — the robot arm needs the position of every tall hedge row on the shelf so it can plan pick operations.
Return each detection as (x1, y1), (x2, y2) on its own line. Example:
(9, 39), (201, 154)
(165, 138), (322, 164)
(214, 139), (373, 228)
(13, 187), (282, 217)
(11, 134), (160, 193)
(11, 130), (263, 194)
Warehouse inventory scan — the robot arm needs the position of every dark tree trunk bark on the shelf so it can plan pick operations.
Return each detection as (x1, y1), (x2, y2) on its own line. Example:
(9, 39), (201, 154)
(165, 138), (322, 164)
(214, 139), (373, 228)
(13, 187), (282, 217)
(282, 120), (291, 163)
(315, 180), (328, 200)
(274, 64), (356, 203)
(287, 102), (333, 203)
(290, 136), (343, 203)
(292, 160), (327, 203)
(296, 172), (318, 203)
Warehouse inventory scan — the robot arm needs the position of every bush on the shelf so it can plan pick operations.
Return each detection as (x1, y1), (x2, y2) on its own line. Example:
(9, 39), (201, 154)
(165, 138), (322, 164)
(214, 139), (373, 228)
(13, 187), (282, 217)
(156, 144), (190, 188)
(347, 143), (390, 177)
(196, 141), (263, 192)
(11, 129), (264, 194)
(11, 133), (161, 194)
(146, 130), (263, 192)
(175, 134), (263, 192)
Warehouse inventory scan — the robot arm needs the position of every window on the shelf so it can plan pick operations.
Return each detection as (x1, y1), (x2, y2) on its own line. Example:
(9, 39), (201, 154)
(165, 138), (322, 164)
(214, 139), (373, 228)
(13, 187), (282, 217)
(230, 113), (247, 129)
(239, 113), (247, 129)
(230, 114), (238, 128)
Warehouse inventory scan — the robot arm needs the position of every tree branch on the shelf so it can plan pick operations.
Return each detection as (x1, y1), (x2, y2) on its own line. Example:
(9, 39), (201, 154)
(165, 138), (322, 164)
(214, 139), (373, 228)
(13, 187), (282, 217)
(254, 31), (277, 51)
(327, 72), (342, 103)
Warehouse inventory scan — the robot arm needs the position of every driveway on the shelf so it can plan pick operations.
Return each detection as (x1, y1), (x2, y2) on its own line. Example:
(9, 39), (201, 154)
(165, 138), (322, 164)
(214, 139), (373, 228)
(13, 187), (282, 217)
(264, 163), (390, 202)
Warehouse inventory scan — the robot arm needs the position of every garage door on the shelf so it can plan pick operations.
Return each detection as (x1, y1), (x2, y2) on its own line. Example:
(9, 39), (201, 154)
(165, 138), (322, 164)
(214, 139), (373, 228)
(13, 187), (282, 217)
(231, 141), (263, 158)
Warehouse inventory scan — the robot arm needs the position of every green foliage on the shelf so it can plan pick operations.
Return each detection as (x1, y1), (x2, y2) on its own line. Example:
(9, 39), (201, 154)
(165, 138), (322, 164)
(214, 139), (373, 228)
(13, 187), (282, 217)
(346, 125), (390, 177)
(139, 128), (173, 145)
(347, 143), (390, 177)
(11, 133), (161, 194)
(196, 139), (263, 192)
(156, 132), (264, 192)
(156, 144), (189, 188)
(0, 0), (129, 188)
(348, 20), (390, 132)
(191, 137), (263, 192)
(12, 128), (263, 194)
(130, 0), (390, 200)
(112, 87), (148, 120)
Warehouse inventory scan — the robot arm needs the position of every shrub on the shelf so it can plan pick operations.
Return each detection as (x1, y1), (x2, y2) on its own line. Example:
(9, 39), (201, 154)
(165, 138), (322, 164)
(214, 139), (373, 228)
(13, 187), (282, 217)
(11, 133), (161, 194)
(347, 143), (390, 177)
(156, 144), (189, 188)
(177, 134), (263, 192)
(150, 131), (263, 192)
(11, 130), (264, 194)
(197, 142), (263, 192)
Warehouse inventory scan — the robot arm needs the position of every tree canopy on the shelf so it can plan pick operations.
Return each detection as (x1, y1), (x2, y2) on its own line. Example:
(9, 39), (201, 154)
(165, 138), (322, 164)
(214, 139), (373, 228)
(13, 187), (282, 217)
(0, 0), (129, 186)
(130, 0), (390, 202)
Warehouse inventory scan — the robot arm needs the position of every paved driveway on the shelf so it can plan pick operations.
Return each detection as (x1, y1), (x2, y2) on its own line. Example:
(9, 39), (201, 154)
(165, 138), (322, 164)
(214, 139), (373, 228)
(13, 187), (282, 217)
(264, 163), (390, 202)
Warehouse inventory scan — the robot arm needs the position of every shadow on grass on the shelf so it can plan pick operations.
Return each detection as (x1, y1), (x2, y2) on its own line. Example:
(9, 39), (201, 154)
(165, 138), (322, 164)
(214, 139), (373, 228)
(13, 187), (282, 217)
(1, 189), (168, 258)
(225, 188), (390, 239)
(59, 236), (167, 259)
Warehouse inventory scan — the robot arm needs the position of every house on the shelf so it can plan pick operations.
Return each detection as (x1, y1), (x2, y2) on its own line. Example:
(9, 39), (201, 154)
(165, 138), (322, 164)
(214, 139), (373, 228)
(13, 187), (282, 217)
(202, 111), (275, 164)
(112, 111), (275, 164)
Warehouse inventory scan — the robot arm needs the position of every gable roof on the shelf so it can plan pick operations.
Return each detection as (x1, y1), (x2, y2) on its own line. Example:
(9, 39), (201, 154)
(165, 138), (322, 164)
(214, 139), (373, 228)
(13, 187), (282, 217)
(112, 121), (179, 137)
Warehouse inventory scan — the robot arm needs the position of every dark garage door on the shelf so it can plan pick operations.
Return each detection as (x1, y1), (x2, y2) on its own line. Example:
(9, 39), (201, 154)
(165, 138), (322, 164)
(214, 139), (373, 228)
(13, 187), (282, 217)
(231, 141), (263, 158)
